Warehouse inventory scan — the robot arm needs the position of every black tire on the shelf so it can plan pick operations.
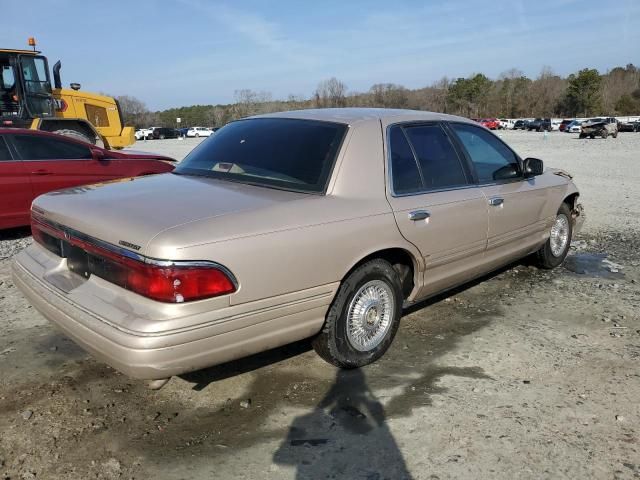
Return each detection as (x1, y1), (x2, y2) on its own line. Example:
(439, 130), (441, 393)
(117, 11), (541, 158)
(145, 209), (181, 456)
(534, 203), (573, 269)
(589, 134), (595, 139)
(579, 133), (586, 139)
(52, 128), (94, 145)
(312, 259), (403, 368)
(613, 131), (618, 138)
(601, 129), (608, 139)
(195, 133), (200, 137)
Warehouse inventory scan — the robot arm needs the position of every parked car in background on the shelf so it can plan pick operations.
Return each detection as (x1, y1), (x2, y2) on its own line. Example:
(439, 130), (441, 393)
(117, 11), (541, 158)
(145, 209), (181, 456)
(513, 119), (528, 130)
(0, 129), (176, 229)
(13, 109), (584, 382)
(527, 118), (552, 131)
(134, 129), (148, 141)
(559, 119), (573, 132)
(499, 119), (514, 130)
(565, 120), (582, 133)
(618, 118), (640, 132)
(579, 117), (619, 139)
(480, 118), (500, 130)
(186, 127), (213, 137)
(151, 127), (178, 140)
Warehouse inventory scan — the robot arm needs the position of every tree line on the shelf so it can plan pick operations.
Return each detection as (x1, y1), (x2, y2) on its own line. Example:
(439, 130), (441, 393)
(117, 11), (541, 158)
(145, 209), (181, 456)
(116, 64), (640, 128)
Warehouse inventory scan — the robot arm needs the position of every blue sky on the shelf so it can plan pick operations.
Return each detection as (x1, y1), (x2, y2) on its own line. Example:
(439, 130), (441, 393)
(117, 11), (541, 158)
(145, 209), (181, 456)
(3, 0), (638, 110)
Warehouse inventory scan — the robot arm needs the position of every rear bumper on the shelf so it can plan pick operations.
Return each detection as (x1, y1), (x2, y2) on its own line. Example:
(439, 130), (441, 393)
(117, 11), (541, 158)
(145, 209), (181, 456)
(12, 246), (333, 379)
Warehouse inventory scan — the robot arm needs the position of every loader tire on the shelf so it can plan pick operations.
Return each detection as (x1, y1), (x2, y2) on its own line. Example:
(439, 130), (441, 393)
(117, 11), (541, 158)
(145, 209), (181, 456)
(52, 129), (95, 145)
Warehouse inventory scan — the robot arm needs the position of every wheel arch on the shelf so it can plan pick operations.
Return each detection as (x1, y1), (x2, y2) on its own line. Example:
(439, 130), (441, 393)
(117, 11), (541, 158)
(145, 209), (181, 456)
(38, 118), (104, 148)
(341, 247), (423, 301)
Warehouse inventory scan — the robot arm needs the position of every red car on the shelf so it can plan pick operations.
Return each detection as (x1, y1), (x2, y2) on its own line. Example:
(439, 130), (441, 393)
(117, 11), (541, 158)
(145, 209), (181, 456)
(0, 129), (176, 229)
(479, 118), (500, 130)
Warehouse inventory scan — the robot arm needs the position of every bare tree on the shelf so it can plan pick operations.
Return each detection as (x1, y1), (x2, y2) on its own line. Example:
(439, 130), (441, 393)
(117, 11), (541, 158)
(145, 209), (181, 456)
(369, 83), (409, 108)
(114, 95), (150, 127)
(315, 77), (347, 107)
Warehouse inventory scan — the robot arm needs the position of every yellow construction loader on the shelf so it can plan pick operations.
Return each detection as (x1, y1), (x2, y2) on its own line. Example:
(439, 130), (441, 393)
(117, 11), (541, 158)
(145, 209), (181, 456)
(0, 38), (134, 148)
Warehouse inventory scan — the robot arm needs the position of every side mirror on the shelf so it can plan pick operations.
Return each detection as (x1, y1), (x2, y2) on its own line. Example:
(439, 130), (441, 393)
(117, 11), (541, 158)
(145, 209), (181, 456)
(523, 157), (544, 178)
(91, 148), (106, 161)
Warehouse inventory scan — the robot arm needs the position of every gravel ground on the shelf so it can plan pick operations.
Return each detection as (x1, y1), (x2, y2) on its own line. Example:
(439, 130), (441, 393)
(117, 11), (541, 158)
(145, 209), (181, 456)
(0, 130), (639, 480)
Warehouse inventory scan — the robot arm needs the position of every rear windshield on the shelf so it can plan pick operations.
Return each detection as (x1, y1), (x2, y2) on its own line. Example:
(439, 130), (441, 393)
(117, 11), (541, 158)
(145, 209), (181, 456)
(175, 118), (347, 193)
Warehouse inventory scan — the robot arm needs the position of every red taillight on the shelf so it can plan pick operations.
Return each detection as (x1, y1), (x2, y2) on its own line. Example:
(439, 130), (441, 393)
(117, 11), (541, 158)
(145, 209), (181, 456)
(31, 217), (236, 303)
(124, 261), (236, 303)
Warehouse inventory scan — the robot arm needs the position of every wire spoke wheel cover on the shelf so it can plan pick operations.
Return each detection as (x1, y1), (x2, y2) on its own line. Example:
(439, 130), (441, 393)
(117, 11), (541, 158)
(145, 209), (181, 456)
(550, 213), (570, 257)
(346, 280), (395, 352)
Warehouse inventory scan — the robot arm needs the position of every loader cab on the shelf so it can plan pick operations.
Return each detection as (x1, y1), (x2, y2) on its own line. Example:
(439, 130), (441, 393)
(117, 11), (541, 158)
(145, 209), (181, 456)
(0, 50), (54, 124)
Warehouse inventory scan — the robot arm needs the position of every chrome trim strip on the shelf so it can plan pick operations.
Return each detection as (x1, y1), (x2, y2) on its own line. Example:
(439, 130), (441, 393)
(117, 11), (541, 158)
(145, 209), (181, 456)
(31, 213), (239, 289)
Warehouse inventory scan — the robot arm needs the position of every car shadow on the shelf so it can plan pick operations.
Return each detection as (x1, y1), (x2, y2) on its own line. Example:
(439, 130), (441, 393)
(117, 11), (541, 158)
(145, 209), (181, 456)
(0, 226), (31, 241)
(180, 260), (521, 392)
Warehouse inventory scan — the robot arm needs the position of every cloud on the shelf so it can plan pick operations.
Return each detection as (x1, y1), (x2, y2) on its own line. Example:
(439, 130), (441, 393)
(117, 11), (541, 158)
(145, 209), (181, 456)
(177, 0), (318, 69)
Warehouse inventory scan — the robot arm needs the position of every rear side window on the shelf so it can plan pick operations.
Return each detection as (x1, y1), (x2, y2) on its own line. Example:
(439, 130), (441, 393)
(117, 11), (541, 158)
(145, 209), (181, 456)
(389, 127), (422, 194)
(0, 137), (12, 161)
(404, 125), (468, 190)
(389, 123), (468, 194)
(450, 123), (521, 183)
(12, 135), (92, 161)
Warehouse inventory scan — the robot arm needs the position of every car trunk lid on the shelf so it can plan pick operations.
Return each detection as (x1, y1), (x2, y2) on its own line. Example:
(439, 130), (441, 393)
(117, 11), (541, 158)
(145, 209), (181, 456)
(32, 173), (309, 257)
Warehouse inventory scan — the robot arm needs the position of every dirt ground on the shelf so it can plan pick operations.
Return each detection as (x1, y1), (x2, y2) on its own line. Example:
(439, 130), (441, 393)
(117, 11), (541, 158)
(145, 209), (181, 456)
(1, 130), (639, 480)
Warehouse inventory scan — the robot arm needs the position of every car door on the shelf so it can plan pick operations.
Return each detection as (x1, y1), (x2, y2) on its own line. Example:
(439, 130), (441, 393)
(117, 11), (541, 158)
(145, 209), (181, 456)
(0, 135), (34, 229)
(447, 122), (548, 269)
(384, 122), (489, 299)
(11, 133), (119, 198)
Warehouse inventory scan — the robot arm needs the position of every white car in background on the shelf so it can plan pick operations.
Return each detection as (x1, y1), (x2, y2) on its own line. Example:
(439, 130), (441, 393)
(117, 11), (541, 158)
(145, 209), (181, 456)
(135, 127), (158, 140)
(135, 128), (151, 140)
(565, 120), (582, 133)
(186, 127), (213, 137)
(499, 119), (514, 130)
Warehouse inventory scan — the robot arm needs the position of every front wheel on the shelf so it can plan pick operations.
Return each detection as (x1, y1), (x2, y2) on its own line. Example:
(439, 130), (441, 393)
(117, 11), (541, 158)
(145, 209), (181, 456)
(534, 203), (573, 269)
(312, 259), (403, 368)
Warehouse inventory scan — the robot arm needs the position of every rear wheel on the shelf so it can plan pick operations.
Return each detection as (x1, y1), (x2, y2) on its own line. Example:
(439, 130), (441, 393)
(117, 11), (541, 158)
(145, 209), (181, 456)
(534, 203), (572, 269)
(52, 128), (94, 145)
(312, 259), (403, 368)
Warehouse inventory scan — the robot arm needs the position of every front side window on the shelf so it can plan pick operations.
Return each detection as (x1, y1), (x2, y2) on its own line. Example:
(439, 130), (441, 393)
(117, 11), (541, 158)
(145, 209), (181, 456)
(450, 123), (521, 183)
(175, 118), (347, 193)
(0, 137), (12, 161)
(12, 135), (92, 161)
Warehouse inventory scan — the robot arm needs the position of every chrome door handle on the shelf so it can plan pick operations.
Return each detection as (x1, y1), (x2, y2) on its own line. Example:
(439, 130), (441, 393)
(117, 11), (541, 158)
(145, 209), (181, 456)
(408, 210), (430, 221)
(489, 197), (504, 207)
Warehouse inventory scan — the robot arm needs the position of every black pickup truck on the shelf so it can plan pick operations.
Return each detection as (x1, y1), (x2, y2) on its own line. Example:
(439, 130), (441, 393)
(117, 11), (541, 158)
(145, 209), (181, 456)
(527, 118), (552, 131)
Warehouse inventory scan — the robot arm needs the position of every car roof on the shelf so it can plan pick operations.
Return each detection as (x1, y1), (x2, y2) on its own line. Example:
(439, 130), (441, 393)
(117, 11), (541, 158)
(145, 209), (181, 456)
(0, 128), (175, 161)
(249, 108), (475, 126)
